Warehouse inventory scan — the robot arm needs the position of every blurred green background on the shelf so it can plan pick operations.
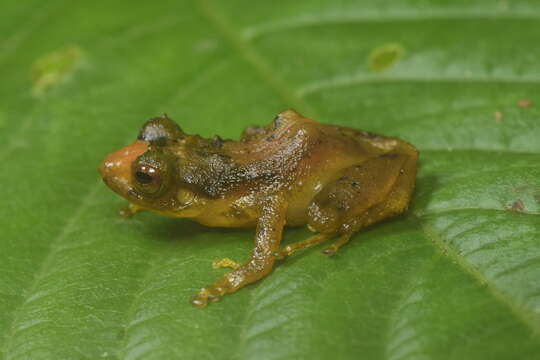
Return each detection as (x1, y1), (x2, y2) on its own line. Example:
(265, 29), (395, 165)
(1, 1), (540, 359)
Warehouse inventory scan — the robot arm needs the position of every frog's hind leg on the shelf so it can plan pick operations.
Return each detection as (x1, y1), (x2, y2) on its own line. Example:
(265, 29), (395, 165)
(321, 232), (354, 256)
(308, 146), (418, 256)
(341, 147), (418, 236)
(273, 232), (334, 260)
(321, 187), (408, 257)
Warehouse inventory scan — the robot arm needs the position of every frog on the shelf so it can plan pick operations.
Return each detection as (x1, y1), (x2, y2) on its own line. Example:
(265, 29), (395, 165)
(98, 109), (418, 307)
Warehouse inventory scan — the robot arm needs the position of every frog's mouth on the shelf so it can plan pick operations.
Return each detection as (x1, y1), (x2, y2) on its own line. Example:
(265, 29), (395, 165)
(98, 140), (149, 199)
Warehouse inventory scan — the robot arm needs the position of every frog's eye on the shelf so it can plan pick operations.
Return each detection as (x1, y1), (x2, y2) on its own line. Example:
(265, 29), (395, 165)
(132, 151), (174, 197)
(132, 163), (163, 195)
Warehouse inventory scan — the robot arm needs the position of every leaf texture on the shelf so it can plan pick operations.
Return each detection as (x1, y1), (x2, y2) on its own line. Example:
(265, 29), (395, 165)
(1, 1), (539, 359)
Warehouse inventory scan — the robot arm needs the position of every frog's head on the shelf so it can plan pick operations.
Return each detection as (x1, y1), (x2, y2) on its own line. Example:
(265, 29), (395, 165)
(99, 115), (208, 218)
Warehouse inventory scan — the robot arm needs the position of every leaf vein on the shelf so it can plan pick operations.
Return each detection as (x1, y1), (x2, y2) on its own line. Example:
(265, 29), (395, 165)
(298, 75), (540, 97)
(2, 181), (102, 358)
(243, 12), (540, 40)
(196, 0), (318, 117)
(416, 215), (540, 338)
(415, 207), (540, 217)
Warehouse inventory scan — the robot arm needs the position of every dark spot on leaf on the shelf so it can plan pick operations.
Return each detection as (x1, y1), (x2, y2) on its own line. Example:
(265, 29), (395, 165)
(508, 199), (525, 212)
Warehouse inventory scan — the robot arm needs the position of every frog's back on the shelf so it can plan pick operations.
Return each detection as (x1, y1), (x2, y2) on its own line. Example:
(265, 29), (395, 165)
(269, 110), (417, 226)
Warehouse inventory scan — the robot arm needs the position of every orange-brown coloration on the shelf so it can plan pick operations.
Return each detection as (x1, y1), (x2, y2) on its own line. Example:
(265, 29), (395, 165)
(99, 140), (149, 198)
(99, 110), (418, 307)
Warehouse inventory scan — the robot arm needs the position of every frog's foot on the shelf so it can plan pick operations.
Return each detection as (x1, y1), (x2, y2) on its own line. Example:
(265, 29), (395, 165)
(322, 232), (354, 256)
(191, 258), (277, 307)
(273, 233), (334, 260)
(190, 264), (253, 307)
(119, 203), (143, 218)
(212, 257), (242, 270)
(190, 285), (225, 307)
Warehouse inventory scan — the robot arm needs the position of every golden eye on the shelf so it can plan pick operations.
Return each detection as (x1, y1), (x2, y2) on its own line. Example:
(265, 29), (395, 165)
(133, 164), (162, 194)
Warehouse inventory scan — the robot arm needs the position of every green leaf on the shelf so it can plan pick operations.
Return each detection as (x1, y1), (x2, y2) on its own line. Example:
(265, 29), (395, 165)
(1, 1), (540, 359)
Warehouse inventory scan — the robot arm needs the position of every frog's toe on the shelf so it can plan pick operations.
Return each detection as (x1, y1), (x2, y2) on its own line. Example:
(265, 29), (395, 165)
(321, 246), (337, 256)
(212, 258), (241, 269)
(190, 285), (226, 307)
(190, 288), (214, 307)
(321, 232), (354, 257)
(190, 294), (208, 307)
(273, 246), (293, 260)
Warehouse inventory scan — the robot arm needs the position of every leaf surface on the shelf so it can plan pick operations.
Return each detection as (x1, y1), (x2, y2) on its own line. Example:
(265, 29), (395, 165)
(1, 1), (539, 359)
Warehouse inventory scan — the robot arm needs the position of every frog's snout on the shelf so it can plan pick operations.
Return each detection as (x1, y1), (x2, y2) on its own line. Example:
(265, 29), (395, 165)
(98, 140), (149, 195)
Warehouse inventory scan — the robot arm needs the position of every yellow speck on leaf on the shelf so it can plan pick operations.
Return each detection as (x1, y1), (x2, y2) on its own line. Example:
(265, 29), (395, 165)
(368, 43), (405, 72)
(31, 45), (84, 95)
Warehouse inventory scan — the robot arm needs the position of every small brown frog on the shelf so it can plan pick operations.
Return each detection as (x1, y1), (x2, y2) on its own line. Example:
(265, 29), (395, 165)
(98, 110), (418, 307)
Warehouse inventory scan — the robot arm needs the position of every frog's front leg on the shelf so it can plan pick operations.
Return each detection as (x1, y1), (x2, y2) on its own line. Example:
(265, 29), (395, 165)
(191, 195), (287, 307)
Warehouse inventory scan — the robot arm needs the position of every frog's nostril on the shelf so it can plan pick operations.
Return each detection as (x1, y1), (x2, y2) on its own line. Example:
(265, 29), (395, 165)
(98, 158), (118, 179)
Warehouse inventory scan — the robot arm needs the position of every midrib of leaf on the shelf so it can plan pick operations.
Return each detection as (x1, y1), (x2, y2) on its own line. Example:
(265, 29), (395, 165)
(191, 3), (326, 357)
(3, 1), (539, 358)
(198, 0), (540, 351)
(195, 0), (318, 119)
(196, 0), (540, 349)
(416, 215), (540, 337)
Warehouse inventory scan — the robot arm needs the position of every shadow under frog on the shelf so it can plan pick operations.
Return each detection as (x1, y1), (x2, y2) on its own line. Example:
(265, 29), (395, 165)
(99, 109), (418, 307)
